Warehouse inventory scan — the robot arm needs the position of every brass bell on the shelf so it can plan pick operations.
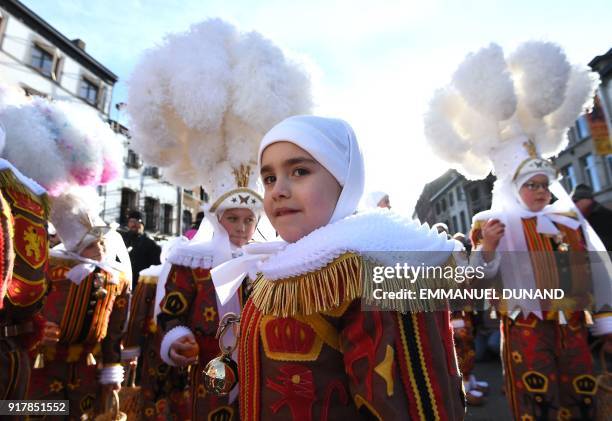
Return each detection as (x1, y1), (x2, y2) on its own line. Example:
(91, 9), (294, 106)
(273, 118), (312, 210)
(86, 352), (97, 366)
(203, 312), (240, 396)
(93, 288), (108, 299)
(33, 351), (45, 369)
(203, 354), (238, 396)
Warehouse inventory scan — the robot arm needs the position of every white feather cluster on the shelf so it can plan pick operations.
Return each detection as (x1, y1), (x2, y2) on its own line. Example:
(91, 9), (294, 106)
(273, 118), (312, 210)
(127, 18), (312, 193)
(0, 87), (123, 196)
(424, 41), (600, 180)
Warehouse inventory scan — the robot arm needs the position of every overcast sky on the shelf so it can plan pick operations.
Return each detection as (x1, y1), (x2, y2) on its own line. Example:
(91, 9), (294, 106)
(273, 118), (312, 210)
(22, 0), (612, 215)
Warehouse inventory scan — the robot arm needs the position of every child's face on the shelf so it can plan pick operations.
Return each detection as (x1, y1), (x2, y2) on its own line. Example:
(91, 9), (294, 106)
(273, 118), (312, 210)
(260, 141), (342, 243)
(219, 208), (257, 247)
(519, 174), (551, 212)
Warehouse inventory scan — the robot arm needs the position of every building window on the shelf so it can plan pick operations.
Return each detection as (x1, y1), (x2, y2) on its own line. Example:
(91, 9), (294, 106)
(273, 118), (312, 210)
(581, 154), (601, 192)
(126, 150), (142, 169)
(144, 166), (161, 178)
(435, 202), (440, 215)
(182, 210), (193, 233)
(441, 198), (447, 212)
(119, 188), (137, 225)
(144, 197), (159, 231)
(80, 78), (99, 105)
(561, 164), (577, 192)
(449, 191), (454, 207)
(576, 116), (591, 140)
(459, 210), (467, 234)
(470, 188), (480, 202)
(456, 186), (464, 201)
(31, 44), (54, 77)
(162, 204), (173, 234)
(451, 215), (458, 234)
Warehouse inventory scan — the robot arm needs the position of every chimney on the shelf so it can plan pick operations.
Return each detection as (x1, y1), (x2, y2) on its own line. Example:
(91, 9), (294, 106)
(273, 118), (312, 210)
(71, 38), (86, 50)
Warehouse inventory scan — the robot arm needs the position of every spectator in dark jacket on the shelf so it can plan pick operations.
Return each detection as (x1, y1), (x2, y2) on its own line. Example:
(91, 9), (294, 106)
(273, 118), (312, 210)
(122, 210), (161, 288)
(572, 183), (612, 250)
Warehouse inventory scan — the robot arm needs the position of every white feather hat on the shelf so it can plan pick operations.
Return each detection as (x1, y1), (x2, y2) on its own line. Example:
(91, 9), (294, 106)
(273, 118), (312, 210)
(127, 18), (312, 214)
(424, 41), (599, 182)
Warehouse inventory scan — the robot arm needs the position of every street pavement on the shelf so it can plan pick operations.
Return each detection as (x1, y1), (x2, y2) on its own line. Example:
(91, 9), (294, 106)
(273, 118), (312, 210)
(465, 359), (513, 421)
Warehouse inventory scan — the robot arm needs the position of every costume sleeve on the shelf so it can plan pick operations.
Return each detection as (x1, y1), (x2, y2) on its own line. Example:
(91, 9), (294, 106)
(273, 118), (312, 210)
(101, 275), (131, 367)
(339, 300), (465, 420)
(156, 265), (198, 364)
(156, 264), (196, 332)
(122, 277), (157, 360)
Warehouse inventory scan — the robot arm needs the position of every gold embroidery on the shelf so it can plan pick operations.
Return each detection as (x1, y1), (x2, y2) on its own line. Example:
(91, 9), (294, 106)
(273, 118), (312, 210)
(353, 394), (382, 420)
(296, 313), (341, 352)
(260, 315), (324, 361)
(203, 306), (217, 322)
(24, 225), (42, 261)
(374, 345), (395, 397)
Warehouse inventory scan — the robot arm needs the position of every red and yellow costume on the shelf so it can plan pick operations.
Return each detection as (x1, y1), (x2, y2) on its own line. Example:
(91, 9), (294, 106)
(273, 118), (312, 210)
(0, 162), (49, 401)
(238, 252), (465, 420)
(472, 217), (601, 420)
(158, 262), (250, 421)
(27, 255), (130, 420)
(123, 269), (191, 420)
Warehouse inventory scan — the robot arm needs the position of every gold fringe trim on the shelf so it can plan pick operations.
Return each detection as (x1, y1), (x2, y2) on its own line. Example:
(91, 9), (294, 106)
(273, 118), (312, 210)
(250, 253), (363, 318)
(49, 256), (80, 268)
(138, 275), (159, 285)
(0, 169), (50, 217)
(361, 256), (460, 313)
(251, 252), (461, 318)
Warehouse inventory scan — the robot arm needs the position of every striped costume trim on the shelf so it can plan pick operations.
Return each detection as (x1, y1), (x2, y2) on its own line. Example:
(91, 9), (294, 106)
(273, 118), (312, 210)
(60, 281), (91, 343)
(239, 300), (263, 420)
(502, 318), (520, 417)
(394, 312), (440, 420)
(523, 218), (559, 290)
(125, 282), (147, 344)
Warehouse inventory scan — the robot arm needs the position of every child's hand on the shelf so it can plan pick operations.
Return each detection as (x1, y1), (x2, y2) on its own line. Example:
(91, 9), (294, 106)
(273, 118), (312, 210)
(169, 334), (199, 366)
(481, 219), (505, 253)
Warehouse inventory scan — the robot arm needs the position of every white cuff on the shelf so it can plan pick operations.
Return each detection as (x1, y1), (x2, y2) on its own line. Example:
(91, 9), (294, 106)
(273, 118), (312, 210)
(590, 315), (612, 336)
(160, 325), (193, 366)
(470, 250), (500, 278)
(450, 319), (465, 328)
(120, 346), (141, 361)
(99, 365), (124, 385)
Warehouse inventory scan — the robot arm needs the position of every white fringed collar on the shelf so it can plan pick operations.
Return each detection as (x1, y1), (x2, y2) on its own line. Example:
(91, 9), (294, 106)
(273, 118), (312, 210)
(166, 240), (215, 269)
(256, 209), (457, 280)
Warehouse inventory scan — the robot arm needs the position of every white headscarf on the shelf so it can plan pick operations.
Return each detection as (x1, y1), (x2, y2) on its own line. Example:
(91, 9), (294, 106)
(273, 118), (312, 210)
(213, 115), (366, 305)
(259, 115), (365, 223)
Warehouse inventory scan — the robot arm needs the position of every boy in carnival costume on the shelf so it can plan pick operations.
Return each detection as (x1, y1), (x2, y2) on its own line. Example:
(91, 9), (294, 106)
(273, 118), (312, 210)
(424, 41), (612, 419)
(125, 18), (312, 420)
(28, 187), (132, 420)
(213, 115), (466, 420)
